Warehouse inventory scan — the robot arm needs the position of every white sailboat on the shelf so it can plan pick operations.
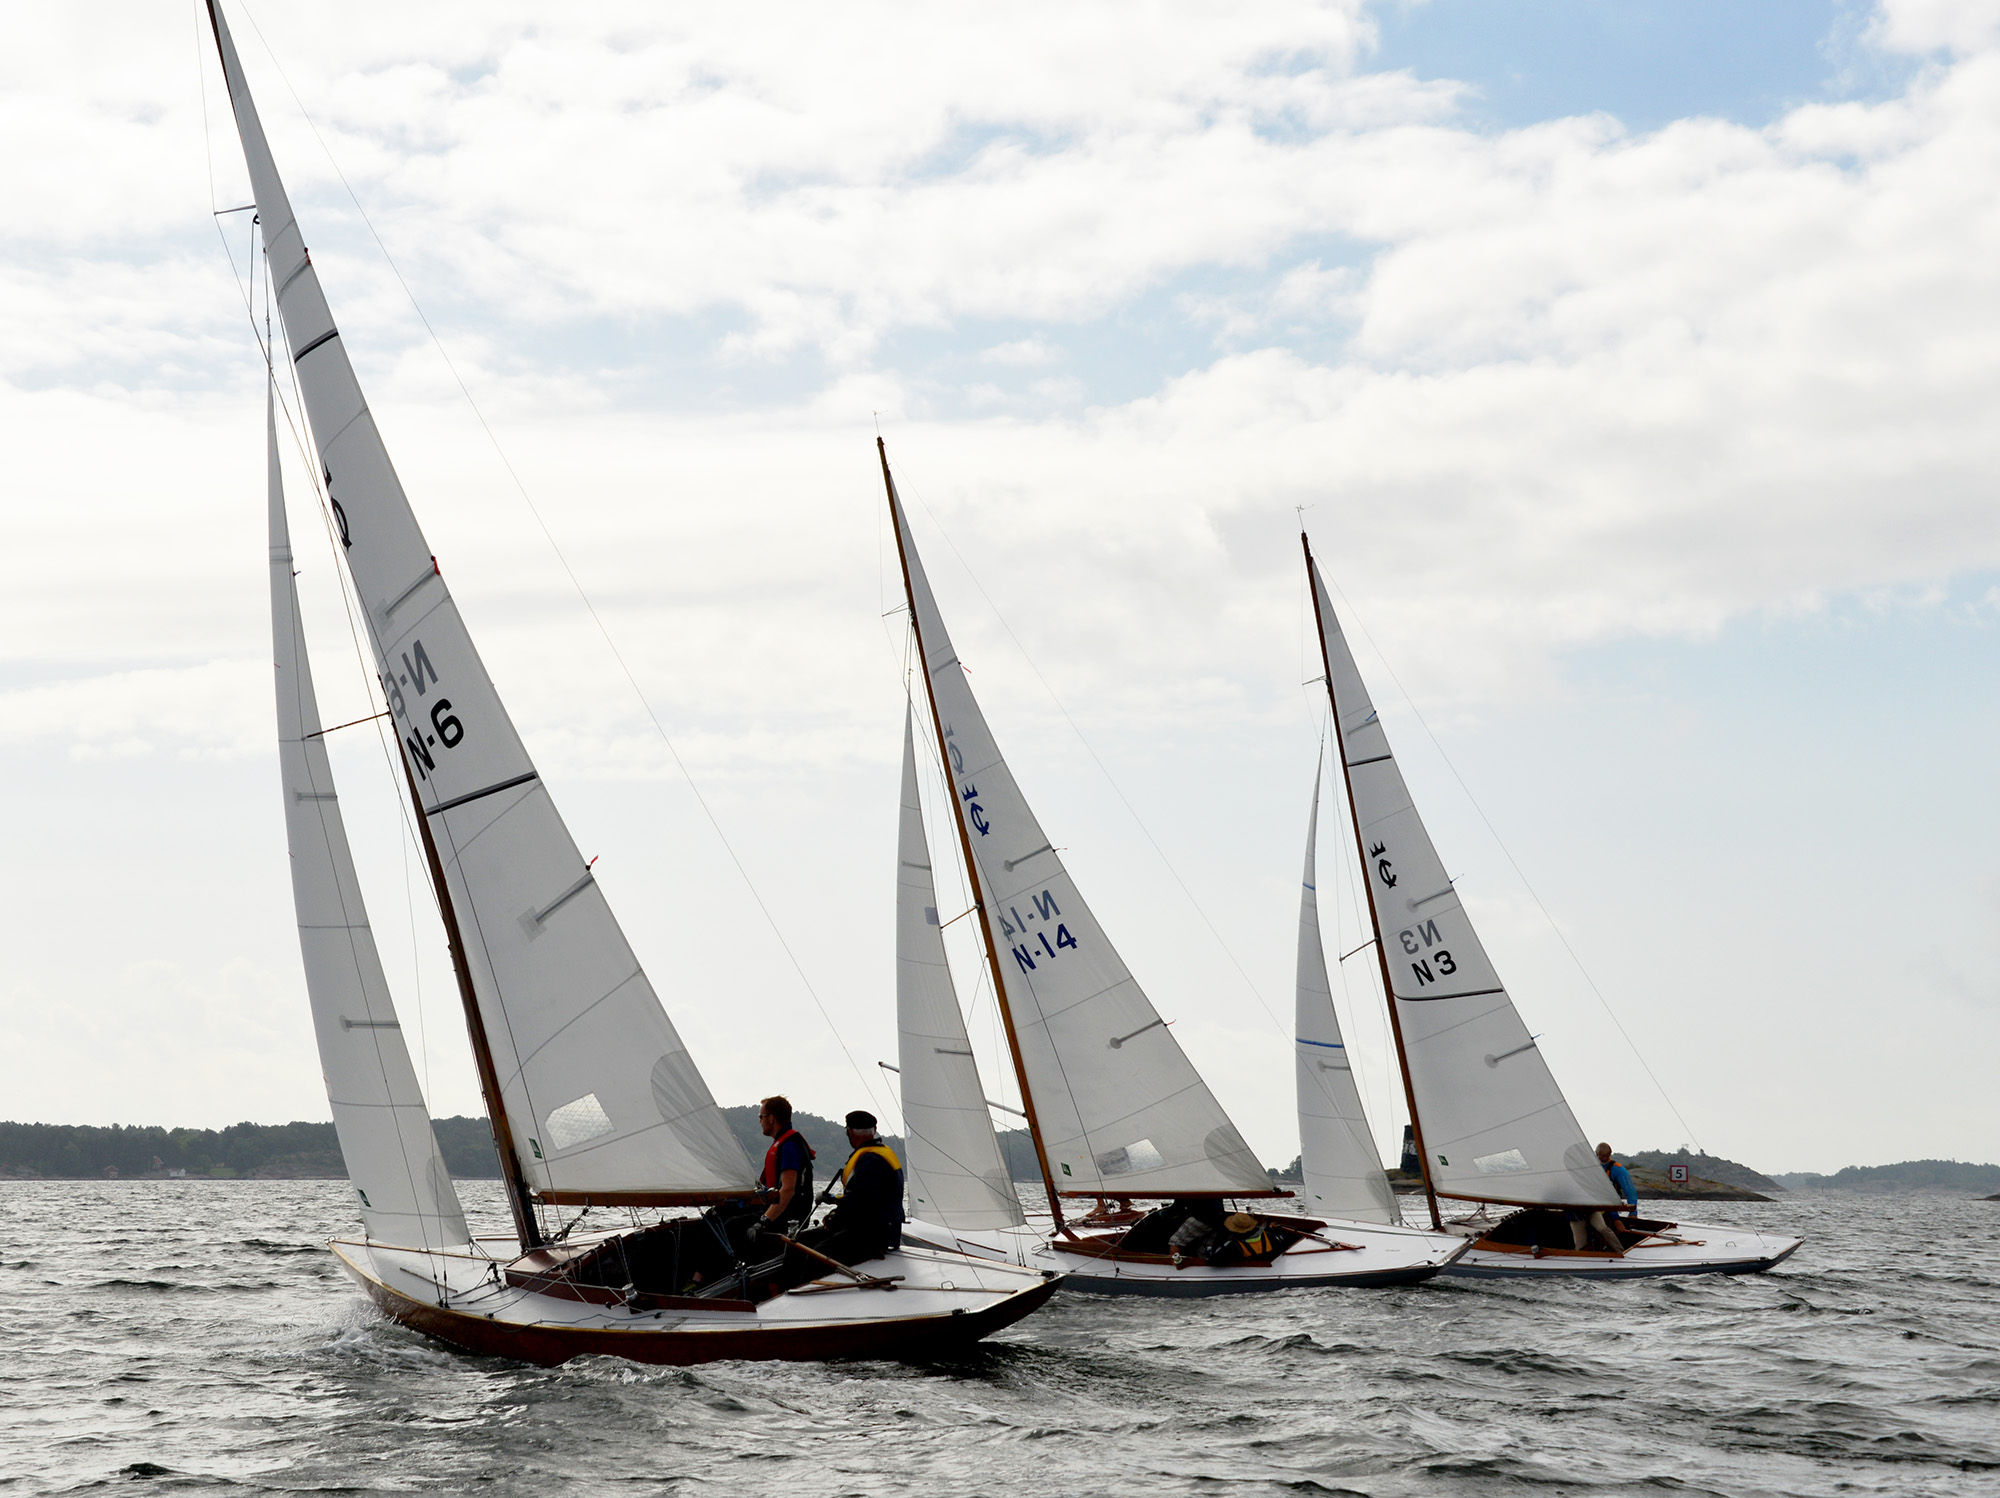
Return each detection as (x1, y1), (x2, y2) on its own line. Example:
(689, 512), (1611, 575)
(223, 0), (1058, 1362)
(1302, 533), (1803, 1277)
(880, 442), (1464, 1292)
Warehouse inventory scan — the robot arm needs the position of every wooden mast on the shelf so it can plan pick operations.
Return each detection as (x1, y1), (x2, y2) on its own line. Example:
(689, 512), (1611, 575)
(879, 438), (1068, 1234)
(399, 754), (546, 1250)
(1302, 532), (1443, 1232)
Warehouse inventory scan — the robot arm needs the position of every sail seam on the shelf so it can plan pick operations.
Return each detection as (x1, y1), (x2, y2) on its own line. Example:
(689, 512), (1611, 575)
(425, 770), (539, 816)
(1393, 985), (1507, 1003)
(292, 327), (339, 363)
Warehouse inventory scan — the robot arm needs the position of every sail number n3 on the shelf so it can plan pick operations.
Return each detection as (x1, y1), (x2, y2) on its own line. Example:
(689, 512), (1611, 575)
(379, 638), (465, 779)
(1373, 838), (1459, 990)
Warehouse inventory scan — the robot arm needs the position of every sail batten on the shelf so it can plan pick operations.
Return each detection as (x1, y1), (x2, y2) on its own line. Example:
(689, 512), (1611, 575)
(1306, 545), (1619, 1210)
(886, 452), (1269, 1199)
(214, 1), (752, 1203)
(1295, 759), (1401, 1224)
(270, 380), (469, 1250)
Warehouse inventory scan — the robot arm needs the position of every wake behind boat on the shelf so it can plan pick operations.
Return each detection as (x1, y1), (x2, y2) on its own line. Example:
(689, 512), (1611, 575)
(218, 0), (1056, 1363)
(879, 443), (1464, 1293)
(1301, 534), (1802, 1280)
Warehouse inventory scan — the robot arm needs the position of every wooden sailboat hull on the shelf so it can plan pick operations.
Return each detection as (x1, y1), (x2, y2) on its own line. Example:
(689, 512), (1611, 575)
(906, 1215), (1469, 1296)
(1435, 1213), (1804, 1279)
(332, 1238), (1061, 1367)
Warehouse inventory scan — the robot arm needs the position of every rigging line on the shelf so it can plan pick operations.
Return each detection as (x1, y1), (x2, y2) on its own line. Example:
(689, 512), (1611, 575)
(892, 476), (1301, 1056)
(906, 653), (1023, 1122)
(916, 709), (1019, 1129)
(1288, 725), (1395, 1147)
(248, 233), (456, 1138)
(271, 364), (435, 1254)
(1309, 725), (1385, 1136)
(1319, 569), (1705, 1154)
(262, 257), (447, 1252)
(1325, 718), (1397, 1148)
(229, 5), (887, 1124)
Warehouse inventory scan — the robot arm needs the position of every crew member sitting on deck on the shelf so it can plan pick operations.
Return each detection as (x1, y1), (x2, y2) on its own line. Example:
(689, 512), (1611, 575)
(1598, 1142), (1639, 1218)
(1203, 1212), (1277, 1266)
(728, 1095), (814, 1261)
(788, 1111), (903, 1282)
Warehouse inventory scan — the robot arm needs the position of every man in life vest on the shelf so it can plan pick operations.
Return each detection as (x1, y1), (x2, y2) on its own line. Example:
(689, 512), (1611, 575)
(1598, 1142), (1640, 1217)
(789, 1110), (903, 1279)
(730, 1095), (814, 1261)
(1565, 1142), (1635, 1253)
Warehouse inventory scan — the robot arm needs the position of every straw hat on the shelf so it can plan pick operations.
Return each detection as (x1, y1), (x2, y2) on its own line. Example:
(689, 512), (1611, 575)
(1224, 1212), (1260, 1235)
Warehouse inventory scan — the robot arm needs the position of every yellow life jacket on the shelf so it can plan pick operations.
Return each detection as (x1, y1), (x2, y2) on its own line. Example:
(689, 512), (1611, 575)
(841, 1143), (901, 1184)
(1236, 1224), (1275, 1256)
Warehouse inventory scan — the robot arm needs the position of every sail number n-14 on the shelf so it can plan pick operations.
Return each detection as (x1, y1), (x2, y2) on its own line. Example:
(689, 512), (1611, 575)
(999, 890), (1076, 973)
(379, 637), (466, 780)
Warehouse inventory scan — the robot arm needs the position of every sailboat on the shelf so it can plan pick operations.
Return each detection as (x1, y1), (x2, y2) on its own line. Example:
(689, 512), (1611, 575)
(879, 442), (1465, 1292)
(1302, 533), (1803, 1277)
(222, 0), (1059, 1363)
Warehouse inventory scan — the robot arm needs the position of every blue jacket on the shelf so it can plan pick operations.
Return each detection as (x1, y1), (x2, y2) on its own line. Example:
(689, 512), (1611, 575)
(1604, 1159), (1638, 1211)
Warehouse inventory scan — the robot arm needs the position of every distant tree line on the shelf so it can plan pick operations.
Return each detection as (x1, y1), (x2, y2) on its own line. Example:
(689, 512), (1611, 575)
(1774, 1159), (2000, 1193)
(0, 1111), (899, 1181)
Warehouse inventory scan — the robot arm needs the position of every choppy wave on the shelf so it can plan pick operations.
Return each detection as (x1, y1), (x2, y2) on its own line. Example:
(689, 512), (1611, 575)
(0, 1181), (1994, 1495)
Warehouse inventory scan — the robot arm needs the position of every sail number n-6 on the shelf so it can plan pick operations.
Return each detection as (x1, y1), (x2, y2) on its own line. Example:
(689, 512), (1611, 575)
(379, 637), (466, 779)
(1000, 890), (1076, 974)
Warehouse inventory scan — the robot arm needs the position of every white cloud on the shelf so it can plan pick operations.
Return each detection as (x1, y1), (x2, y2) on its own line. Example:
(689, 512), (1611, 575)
(0, 661), (267, 760)
(4, 3), (2000, 1168)
(1872, 0), (2000, 53)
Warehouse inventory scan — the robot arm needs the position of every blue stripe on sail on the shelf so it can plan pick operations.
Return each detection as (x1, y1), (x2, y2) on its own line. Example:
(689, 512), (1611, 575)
(1302, 882), (1316, 891)
(1296, 1038), (1345, 1049)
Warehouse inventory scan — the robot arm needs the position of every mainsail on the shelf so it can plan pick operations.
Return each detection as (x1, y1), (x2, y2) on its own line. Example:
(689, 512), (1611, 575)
(885, 446), (1269, 1199)
(896, 710), (1026, 1231)
(1306, 544), (1618, 1209)
(1294, 760), (1400, 1225)
(270, 383), (469, 1249)
(213, 2), (752, 1204)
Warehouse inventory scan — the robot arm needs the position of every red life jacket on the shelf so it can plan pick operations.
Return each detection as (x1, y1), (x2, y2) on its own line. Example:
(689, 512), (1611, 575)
(761, 1128), (814, 1189)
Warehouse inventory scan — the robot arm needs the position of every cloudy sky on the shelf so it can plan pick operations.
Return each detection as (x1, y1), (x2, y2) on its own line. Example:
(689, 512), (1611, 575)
(3, 0), (1998, 1177)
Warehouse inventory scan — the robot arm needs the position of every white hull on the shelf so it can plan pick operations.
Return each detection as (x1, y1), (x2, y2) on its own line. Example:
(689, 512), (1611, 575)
(1431, 1210), (1803, 1279)
(904, 1212), (1467, 1296)
(332, 1233), (1061, 1365)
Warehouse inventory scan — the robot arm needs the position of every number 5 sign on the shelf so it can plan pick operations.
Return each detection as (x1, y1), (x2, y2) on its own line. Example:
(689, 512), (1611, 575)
(1669, 1164), (1689, 1184)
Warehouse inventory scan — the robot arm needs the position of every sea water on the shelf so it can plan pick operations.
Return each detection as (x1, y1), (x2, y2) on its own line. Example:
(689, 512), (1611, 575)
(1, 1181), (1994, 1496)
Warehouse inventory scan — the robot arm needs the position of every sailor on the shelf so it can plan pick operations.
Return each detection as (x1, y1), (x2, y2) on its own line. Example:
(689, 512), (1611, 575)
(1164, 1198), (1227, 1266)
(1206, 1212), (1277, 1266)
(790, 1110), (904, 1277)
(730, 1095), (815, 1261)
(1563, 1142), (1635, 1253)
(1597, 1142), (1640, 1217)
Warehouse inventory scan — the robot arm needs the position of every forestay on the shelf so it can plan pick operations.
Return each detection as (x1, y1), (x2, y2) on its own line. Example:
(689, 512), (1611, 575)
(896, 710), (1025, 1231)
(1309, 553), (1617, 1209)
(1295, 760), (1400, 1225)
(269, 384), (469, 1249)
(888, 465), (1269, 1198)
(214, 3), (752, 1201)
